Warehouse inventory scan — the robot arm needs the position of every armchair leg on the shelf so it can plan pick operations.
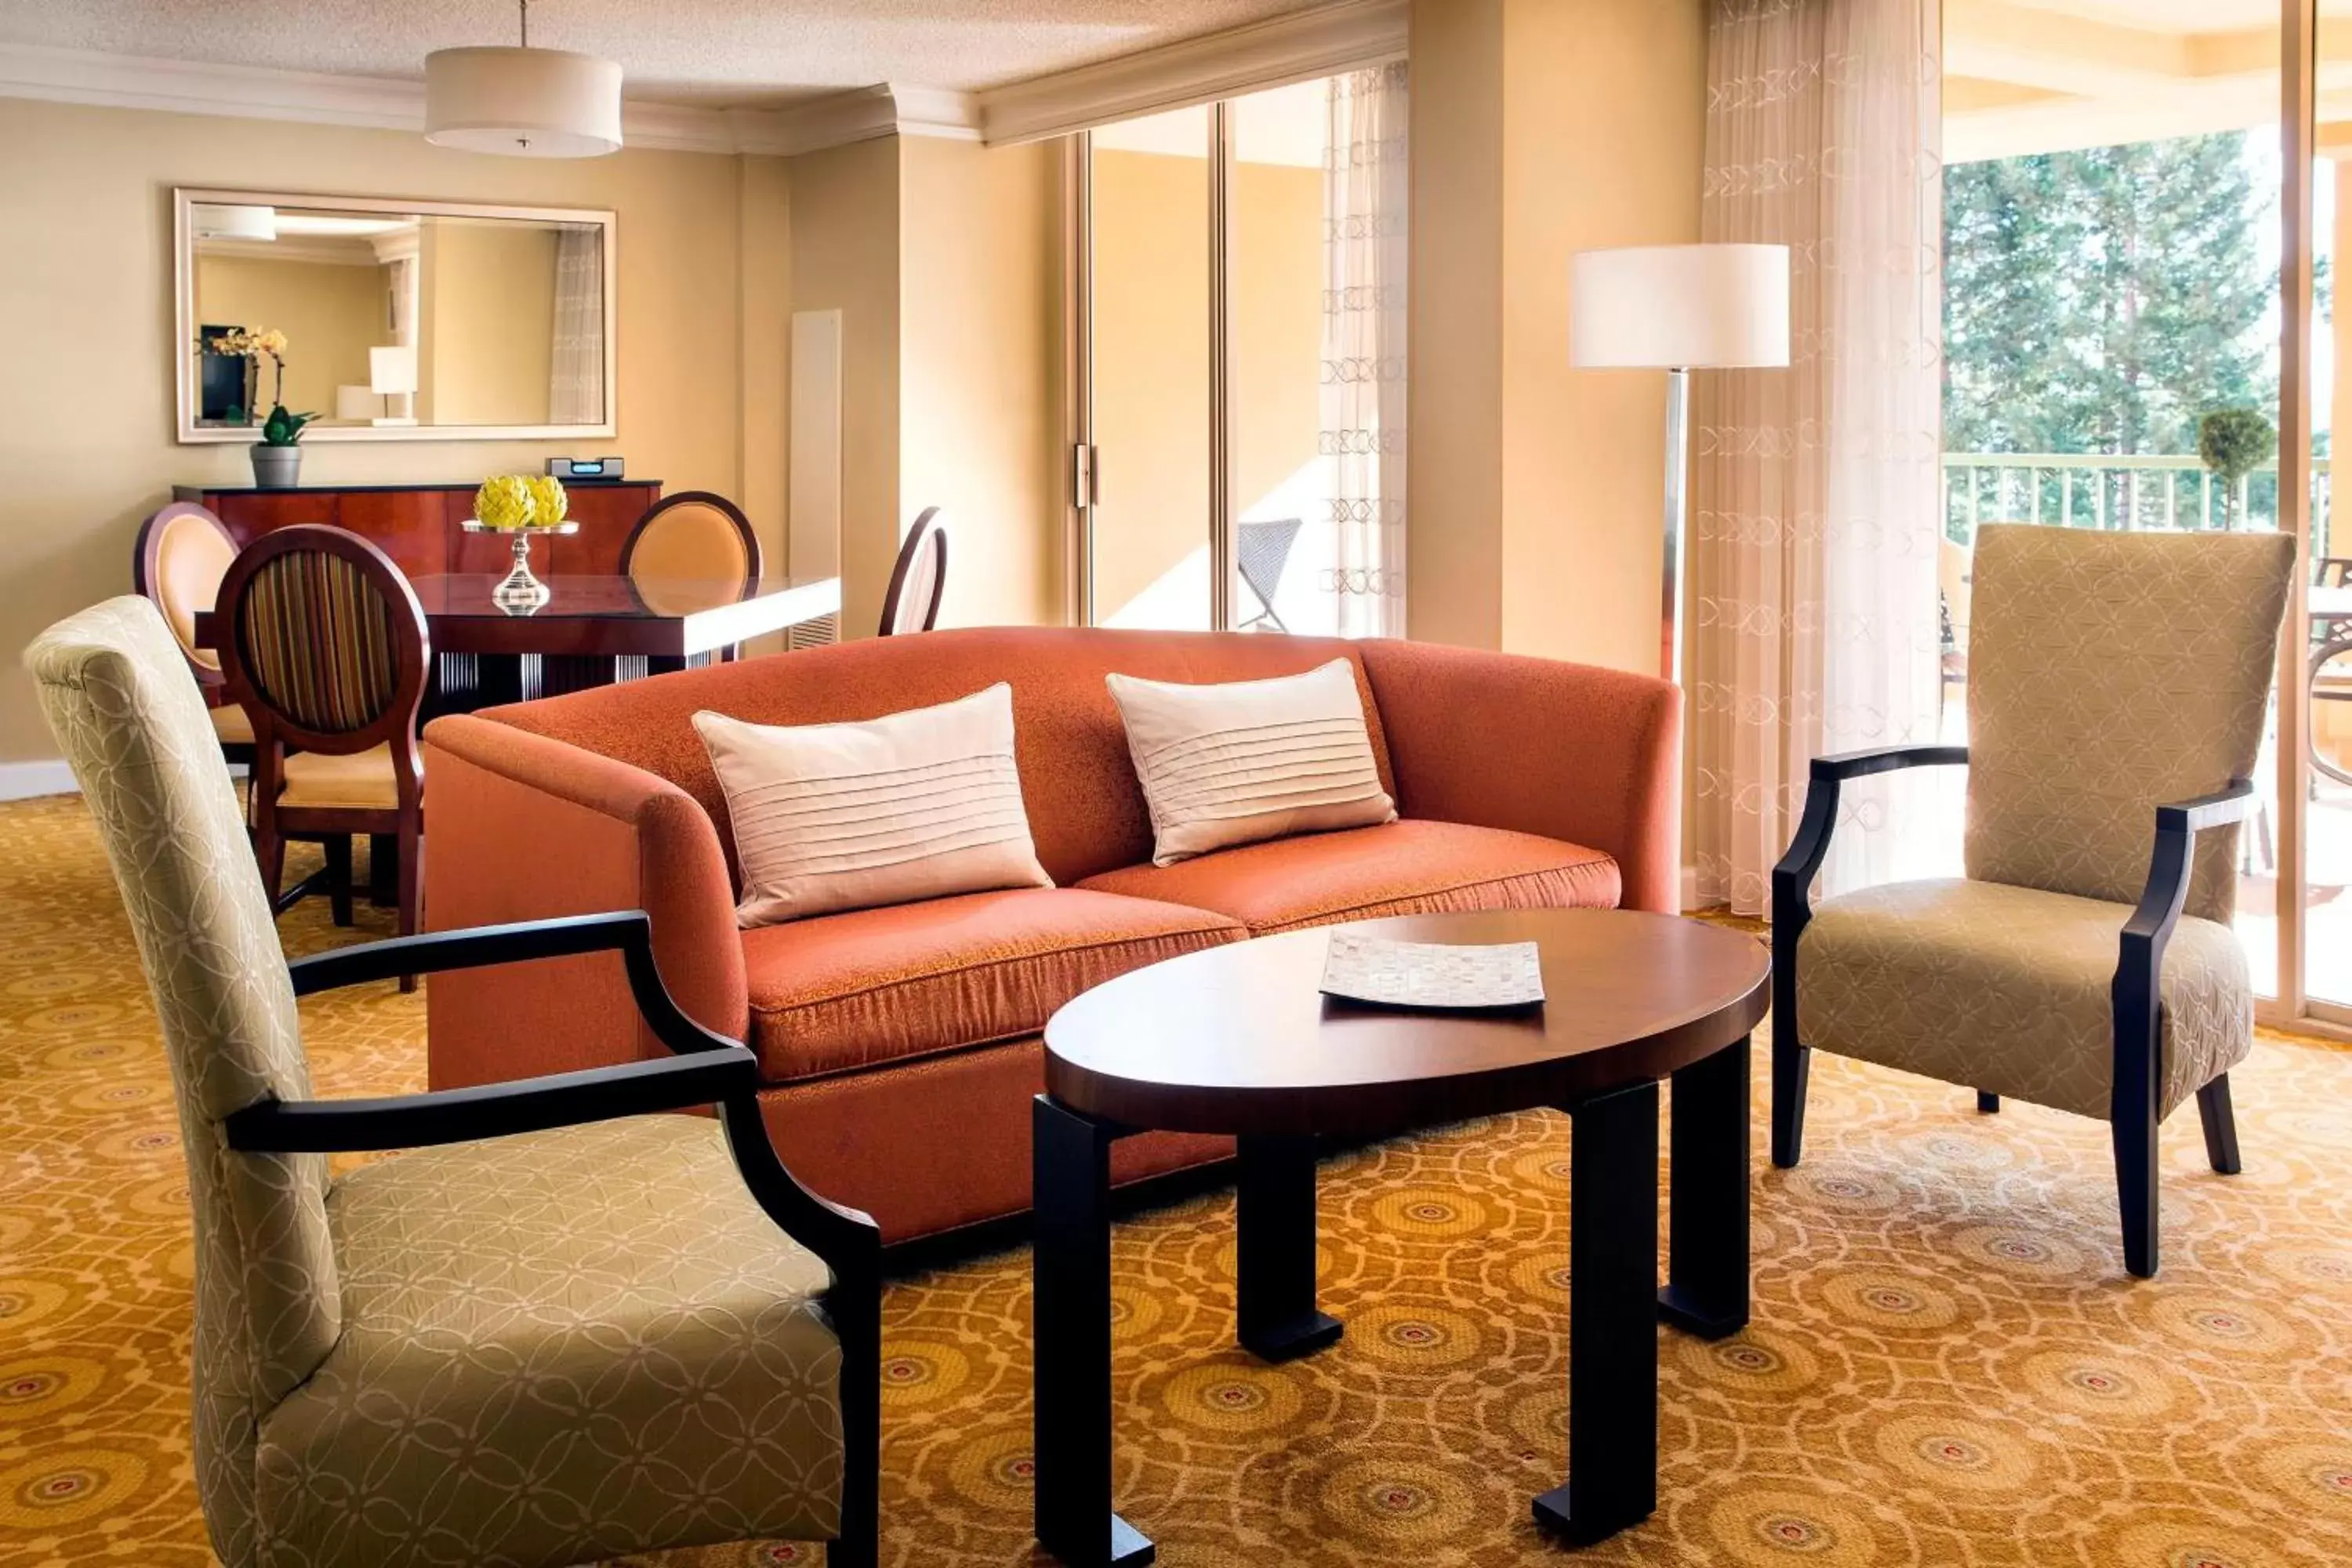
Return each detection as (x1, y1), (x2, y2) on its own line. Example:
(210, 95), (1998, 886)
(1975, 1091), (2000, 1115)
(829, 1276), (882, 1568)
(2196, 1076), (2243, 1175)
(1769, 1033), (1811, 1170)
(2112, 1107), (2158, 1279)
(325, 836), (354, 927)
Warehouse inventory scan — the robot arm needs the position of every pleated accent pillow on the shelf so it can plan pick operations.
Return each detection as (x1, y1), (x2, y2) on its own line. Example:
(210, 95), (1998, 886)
(1106, 658), (1396, 866)
(693, 684), (1051, 927)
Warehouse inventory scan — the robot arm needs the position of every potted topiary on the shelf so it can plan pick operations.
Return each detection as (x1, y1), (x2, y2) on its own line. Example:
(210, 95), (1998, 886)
(2198, 408), (2277, 530)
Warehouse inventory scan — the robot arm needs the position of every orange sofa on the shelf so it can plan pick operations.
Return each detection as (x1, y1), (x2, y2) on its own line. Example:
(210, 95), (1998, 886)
(423, 629), (1680, 1242)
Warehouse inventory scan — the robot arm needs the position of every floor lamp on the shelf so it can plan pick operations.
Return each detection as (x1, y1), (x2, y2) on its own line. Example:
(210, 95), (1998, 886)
(1569, 245), (1791, 682)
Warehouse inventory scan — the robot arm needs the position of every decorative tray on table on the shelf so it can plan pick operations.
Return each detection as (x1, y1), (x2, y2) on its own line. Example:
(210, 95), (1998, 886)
(1319, 932), (1547, 1011)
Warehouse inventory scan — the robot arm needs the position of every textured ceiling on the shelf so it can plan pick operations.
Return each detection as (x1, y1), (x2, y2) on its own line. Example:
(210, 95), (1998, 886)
(0, 0), (1335, 108)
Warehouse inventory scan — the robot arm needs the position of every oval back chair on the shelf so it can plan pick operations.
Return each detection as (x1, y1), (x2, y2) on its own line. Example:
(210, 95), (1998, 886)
(215, 526), (430, 967)
(878, 506), (948, 636)
(132, 499), (252, 759)
(622, 492), (761, 649)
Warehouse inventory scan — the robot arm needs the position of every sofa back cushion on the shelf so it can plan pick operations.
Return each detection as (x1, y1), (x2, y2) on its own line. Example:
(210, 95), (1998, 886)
(482, 626), (1395, 887)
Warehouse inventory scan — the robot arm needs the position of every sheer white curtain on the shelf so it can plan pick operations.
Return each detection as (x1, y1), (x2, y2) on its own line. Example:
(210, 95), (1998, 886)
(1690, 0), (1945, 914)
(549, 224), (604, 425)
(1320, 60), (1409, 637)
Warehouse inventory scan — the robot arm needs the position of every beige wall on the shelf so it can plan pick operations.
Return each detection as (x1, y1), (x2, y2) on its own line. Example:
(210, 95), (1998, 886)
(424, 219), (558, 426)
(0, 95), (764, 763)
(898, 136), (1063, 629)
(1408, 0), (1708, 673)
(192, 252), (382, 419)
(786, 136), (902, 640)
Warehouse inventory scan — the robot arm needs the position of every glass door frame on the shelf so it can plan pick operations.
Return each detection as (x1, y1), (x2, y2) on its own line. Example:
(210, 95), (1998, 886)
(1060, 100), (1252, 635)
(2278, 0), (2342, 1037)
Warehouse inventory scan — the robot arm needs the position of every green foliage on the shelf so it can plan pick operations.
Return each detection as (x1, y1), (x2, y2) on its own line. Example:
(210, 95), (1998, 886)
(2198, 408), (2277, 527)
(1944, 132), (2277, 528)
(259, 404), (315, 446)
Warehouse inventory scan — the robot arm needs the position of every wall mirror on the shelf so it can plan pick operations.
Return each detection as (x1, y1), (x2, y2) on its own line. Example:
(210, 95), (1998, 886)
(173, 188), (616, 443)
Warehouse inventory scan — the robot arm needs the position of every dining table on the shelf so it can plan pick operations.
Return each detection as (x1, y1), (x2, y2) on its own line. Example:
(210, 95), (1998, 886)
(195, 569), (843, 714)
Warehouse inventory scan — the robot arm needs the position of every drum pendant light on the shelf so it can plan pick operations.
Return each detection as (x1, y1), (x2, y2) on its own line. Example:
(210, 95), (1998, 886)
(426, 0), (622, 158)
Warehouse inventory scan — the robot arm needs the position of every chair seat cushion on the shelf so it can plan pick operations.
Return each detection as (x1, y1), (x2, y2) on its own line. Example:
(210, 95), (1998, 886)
(256, 1116), (844, 1566)
(1074, 818), (1622, 934)
(278, 745), (400, 810)
(1796, 877), (2254, 1121)
(208, 701), (252, 746)
(742, 886), (1246, 1080)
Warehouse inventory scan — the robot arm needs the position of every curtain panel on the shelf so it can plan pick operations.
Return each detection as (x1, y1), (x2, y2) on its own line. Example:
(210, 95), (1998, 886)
(1320, 60), (1410, 638)
(1690, 0), (1945, 914)
(549, 224), (606, 426)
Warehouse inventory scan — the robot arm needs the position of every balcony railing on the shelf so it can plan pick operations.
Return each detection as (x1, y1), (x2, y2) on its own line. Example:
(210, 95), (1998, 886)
(1941, 452), (2334, 554)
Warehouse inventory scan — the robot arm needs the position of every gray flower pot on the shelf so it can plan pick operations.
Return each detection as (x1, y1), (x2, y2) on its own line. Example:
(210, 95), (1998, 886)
(250, 444), (301, 488)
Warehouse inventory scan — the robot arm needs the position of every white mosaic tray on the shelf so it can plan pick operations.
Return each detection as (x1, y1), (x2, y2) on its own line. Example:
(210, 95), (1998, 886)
(1319, 933), (1546, 1011)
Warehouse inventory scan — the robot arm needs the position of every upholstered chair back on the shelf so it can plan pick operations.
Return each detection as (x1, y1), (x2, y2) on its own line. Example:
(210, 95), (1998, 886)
(880, 507), (948, 635)
(220, 528), (423, 747)
(25, 596), (338, 1567)
(1964, 524), (2294, 923)
(134, 501), (240, 674)
(624, 491), (760, 615)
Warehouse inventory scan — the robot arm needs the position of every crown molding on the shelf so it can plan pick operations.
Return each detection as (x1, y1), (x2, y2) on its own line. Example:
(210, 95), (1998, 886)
(976, 0), (1407, 147)
(0, 43), (984, 158)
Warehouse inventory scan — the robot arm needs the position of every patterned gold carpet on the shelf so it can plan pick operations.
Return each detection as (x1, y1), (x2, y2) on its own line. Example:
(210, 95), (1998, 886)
(5, 789), (2352, 1566)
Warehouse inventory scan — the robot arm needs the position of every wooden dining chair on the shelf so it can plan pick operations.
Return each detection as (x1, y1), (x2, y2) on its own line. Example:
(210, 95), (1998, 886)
(622, 491), (761, 658)
(879, 506), (948, 636)
(216, 526), (429, 981)
(132, 500), (253, 764)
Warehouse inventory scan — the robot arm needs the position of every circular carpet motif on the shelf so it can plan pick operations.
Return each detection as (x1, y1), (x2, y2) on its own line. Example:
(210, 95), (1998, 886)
(2, 794), (2350, 1565)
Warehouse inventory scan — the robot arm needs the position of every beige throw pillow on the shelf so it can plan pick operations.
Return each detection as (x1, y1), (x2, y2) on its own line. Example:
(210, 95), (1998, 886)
(693, 684), (1051, 927)
(1105, 658), (1396, 866)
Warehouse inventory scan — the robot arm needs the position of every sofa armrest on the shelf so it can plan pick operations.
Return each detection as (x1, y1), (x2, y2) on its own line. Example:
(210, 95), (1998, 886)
(422, 713), (747, 1091)
(1355, 641), (1682, 913)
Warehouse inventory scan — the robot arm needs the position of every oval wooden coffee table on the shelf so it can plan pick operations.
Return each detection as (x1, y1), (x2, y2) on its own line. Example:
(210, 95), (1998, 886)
(1031, 908), (1769, 1566)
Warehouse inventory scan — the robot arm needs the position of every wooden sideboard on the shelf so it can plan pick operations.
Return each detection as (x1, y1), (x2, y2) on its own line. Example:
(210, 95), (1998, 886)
(172, 479), (662, 576)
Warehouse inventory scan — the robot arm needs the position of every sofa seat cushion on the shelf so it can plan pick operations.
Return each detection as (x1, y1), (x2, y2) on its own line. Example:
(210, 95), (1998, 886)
(1075, 818), (1621, 935)
(742, 887), (1246, 1080)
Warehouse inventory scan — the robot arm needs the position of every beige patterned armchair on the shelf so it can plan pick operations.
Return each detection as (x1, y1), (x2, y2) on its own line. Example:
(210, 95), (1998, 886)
(1772, 524), (2295, 1279)
(25, 597), (880, 1567)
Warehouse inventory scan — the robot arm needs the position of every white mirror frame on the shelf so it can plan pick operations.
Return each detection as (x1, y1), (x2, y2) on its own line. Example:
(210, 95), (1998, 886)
(173, 187), (618, 444)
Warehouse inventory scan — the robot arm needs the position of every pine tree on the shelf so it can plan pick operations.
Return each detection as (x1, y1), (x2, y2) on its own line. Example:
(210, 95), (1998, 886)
(1944, 132), (2276, 528)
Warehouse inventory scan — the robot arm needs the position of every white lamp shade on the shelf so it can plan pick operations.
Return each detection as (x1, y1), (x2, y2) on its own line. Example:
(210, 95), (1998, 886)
(334, 384), (376, 421)
(368, 346), (417, 396)
(1569, 244), (1791, 369)
(425, 46), (623, 158)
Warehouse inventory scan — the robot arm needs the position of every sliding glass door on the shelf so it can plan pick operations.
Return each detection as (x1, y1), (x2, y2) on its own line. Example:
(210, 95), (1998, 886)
(1086, 104), (1214, 631)
(1070, 66), (1407, 638)
(1940, 0), (2343, 1033)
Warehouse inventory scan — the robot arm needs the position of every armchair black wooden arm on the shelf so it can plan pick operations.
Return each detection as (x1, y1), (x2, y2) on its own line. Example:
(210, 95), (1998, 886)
(223, 908), (884, 1567)
(1769, 746), (1969, 1165)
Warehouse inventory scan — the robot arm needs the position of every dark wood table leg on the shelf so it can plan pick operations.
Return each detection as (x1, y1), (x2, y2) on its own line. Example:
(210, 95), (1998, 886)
(1236, 1134), (1343, 1362)
(1033, 1095), (1154, 1568)
(1657, 1033), (1751, 1340)
(368, 833), (397, 909)
(1534, 1077), (1660, 1545)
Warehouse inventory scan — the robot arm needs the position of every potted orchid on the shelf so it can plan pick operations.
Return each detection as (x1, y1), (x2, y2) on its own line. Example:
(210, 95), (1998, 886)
(208, 327), (315, 487)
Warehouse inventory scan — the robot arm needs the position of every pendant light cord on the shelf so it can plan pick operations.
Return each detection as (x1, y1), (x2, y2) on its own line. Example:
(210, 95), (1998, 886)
(519, 0), (530, 48)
